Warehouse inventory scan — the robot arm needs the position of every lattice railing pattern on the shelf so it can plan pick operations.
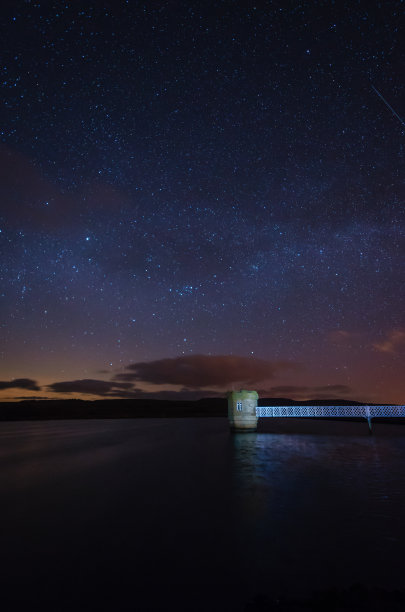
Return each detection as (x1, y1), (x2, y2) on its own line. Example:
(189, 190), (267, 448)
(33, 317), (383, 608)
(256, 405), (405, 418)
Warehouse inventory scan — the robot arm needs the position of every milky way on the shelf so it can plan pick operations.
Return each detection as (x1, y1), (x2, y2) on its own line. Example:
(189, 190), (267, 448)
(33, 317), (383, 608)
(1, 1), (404, 402)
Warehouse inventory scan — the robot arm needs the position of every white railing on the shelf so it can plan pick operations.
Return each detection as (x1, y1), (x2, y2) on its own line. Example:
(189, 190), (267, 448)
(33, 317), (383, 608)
(256, 405), (405, 418)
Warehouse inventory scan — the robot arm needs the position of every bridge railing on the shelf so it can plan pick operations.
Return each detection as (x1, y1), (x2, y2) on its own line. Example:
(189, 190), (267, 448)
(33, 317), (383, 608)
(256, 405), (405, 418)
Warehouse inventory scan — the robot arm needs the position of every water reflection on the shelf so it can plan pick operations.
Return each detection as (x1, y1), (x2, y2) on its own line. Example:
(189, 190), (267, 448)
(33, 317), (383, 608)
(1, 419), (405, 610)
(230, 431), (405, 599)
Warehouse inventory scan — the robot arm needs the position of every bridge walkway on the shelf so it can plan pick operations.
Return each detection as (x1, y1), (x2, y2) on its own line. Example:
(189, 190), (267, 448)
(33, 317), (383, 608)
(256, 405), (405, 418)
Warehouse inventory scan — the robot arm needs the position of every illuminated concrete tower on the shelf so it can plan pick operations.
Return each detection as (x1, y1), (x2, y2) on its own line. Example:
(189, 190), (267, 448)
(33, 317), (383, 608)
(227, 390), (258, 432)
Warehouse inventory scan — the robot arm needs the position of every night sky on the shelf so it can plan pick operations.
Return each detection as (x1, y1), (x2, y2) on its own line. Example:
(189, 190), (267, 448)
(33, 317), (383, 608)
(1, 1), (404, 403)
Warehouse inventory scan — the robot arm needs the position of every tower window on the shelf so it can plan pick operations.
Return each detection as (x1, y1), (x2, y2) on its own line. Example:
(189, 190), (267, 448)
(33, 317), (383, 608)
(236, 401), (243, 411)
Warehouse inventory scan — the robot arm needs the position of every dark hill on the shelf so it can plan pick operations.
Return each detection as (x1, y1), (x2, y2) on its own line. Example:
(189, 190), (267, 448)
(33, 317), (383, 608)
(258, 397), (365, 406)
(0, 396), (377, 421)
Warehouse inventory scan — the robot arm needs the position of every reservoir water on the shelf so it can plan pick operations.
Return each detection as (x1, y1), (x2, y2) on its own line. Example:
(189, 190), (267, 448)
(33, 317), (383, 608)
(1, 418), (405, 611)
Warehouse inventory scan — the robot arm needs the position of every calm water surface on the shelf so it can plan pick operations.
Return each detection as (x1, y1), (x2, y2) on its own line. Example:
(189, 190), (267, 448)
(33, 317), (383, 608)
(1, 418), (405, 611)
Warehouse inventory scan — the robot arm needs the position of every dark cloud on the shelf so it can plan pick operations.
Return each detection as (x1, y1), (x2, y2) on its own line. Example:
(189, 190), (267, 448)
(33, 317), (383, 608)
(0, 145), (75, 231)
(318, 385), (352, 394)
(11, 396), (52, 401)
(0, 145), (138, 240)
(46, 377), (223, 400)
(0, 378), (40, 391)
(308, 394), (359, 402)
(105, 388), (223, 401)
(115, 355), (299, 389)
(373, 329), (405, 354)
(48, 379), (134, 396)
(257, 384), (355, 401)
(269, 385), (352, 396)
(327, 330), (364, 348)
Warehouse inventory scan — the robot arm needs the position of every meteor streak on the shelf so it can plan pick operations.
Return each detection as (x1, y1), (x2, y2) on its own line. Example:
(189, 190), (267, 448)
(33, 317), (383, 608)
(371, 84), (405, 128)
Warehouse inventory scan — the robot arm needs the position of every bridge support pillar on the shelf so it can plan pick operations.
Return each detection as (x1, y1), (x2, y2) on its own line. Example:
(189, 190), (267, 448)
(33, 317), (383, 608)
(365, 406), (373, 434)
(227, 390), (258, 432)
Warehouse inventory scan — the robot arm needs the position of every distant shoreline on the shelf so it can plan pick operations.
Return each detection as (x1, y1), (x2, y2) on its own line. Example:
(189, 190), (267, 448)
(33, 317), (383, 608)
(0, 398), (404, 429)
(0, 398), (226, 421)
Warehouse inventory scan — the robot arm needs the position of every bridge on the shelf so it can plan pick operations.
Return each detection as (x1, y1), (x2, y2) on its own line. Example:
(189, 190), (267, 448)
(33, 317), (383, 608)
(228, 390), (405, 432)
(256, 405), (405, 418)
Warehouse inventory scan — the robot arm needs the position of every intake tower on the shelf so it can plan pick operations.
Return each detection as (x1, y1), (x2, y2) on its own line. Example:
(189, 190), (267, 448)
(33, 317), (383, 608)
(227, 390), (258, 432)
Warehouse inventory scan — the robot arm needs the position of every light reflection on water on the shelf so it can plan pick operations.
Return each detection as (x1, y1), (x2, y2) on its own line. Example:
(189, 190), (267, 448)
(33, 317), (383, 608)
(0, 419), (404, 610)
(230, 431), (405, 599)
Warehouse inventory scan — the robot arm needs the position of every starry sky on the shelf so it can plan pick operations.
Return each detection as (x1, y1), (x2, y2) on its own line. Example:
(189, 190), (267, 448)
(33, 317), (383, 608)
(1, 0), (404, 403)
